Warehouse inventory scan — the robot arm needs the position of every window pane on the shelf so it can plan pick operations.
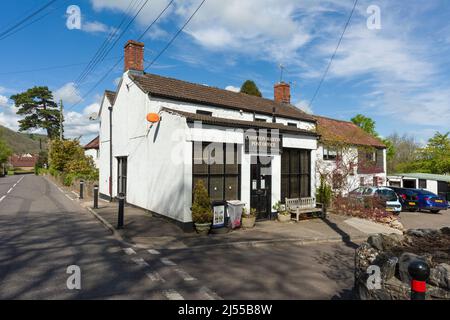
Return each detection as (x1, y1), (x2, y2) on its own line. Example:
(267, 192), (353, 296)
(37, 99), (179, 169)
(225, 176), (238, 200)
(290, 175), (299, 198)
(290, 150), (300, 174)
(225, 144), (238, 174)
(281, 175), (289, 202)
(300, 150), (310, 174)
(209, 176), (224, 201)
(300, 174), (309, 197)
(209, 146), (224, 174)
(281, 150), (289, 174)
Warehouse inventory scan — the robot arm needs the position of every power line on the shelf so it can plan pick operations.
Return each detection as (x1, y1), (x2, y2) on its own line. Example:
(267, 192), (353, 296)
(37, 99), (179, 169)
(0, 0), (58, 40)
(306, 0), (359, 110)
(66, 0), (177, 111)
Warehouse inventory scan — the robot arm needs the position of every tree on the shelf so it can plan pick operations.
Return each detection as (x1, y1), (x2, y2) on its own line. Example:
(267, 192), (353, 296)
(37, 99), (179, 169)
(351, 114), (378, 137)
(385, 133), (420, 173)
(240, 80), (262, 97)
(0, 136), (12, 165)
(10, 86), (61, 139)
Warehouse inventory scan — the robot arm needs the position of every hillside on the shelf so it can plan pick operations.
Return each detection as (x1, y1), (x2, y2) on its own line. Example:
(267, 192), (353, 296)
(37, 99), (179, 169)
(0, 125), (48, 154)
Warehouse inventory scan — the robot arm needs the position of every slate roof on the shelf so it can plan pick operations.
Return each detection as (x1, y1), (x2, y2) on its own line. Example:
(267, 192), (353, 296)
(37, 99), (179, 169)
(129, 73), (316, 123)
(161, 108), (318, 136)
(314, 115), (386, 148)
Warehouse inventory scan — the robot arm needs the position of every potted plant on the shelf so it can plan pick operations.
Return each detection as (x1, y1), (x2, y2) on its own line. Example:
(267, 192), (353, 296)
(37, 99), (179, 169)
(241, 207), (256, 228)
(192, 180), (213, 235)
(273, 201), (291, 222)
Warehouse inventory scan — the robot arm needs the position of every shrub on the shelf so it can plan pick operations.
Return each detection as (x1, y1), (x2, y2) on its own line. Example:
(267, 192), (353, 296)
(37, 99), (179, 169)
(191, 180), (213, 224)
(316, 176), (332, 208)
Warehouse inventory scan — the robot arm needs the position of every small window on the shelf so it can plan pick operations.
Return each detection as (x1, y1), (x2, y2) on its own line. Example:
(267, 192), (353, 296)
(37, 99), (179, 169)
(323, 147), (340, 161)
(287, 122), (297, 127)
(419, 179), (427, 189)
(196, 110), (213, 116)
(255, 118), (267, 122)
(366, 151), (376, 162)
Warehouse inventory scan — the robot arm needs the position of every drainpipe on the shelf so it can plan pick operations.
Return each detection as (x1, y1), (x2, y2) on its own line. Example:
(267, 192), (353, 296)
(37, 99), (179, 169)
(108, 106), (113, 202)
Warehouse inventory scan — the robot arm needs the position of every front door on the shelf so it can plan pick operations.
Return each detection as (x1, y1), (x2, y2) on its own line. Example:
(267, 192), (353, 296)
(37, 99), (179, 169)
(250, 156), (272, 220)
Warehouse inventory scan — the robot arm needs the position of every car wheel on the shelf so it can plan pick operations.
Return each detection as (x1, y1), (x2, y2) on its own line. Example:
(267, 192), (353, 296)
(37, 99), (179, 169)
(430, 210), (440, 214)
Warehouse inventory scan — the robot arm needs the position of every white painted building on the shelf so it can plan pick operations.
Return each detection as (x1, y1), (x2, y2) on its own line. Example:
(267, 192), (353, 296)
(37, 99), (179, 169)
(387, 173), (450, 200)
(83, 136), (100, 168)
(98, 40), (319, 230)
(313, 116), (387, 194)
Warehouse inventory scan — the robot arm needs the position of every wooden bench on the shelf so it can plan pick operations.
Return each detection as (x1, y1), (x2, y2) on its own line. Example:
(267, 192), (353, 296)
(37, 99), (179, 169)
(285, 197), (325, 222)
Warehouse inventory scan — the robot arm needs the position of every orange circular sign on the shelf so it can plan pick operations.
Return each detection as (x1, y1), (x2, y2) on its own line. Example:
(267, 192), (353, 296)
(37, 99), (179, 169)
(146, 113), (160, 123)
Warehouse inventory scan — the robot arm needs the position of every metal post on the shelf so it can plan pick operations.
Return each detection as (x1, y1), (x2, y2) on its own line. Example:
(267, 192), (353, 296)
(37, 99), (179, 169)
(408, 260), (430, 300)
(93, 185), (99, 209)
(79, 180), (84, 199)
(117, 193), (125, 229)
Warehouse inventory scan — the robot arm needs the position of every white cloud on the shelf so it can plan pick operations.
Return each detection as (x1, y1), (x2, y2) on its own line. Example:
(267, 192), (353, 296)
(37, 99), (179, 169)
(0, 95), (8, 107)
(63, 103), (100, 142)
(295, 100), (313, 115)
(225, 85), (240, 93)
(0, 98), (20, 131)
(54, 82), (82, 105)
(82, 20), (114, 34)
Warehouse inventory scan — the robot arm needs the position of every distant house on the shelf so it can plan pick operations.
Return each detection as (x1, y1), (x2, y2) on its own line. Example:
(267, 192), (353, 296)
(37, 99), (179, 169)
(84, 136), (100, 168)
(387, 173), (450, 201)
(9, 154), (39, 171)
(314, 115), (387, 194)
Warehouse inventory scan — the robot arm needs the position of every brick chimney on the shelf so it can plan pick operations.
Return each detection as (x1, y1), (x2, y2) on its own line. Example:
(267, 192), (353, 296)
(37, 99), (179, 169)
(124, 40), (144, 73)
(274, 82), (291, 104)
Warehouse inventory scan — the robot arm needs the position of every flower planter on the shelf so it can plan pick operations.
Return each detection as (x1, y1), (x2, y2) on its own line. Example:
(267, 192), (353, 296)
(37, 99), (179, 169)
(194, 222), (211, 235)
(277, 213), (291, 223)
(241, 215), (256, 228)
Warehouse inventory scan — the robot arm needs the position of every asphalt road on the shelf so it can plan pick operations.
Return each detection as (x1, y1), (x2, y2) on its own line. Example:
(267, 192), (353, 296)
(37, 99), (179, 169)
(0, 175), (358, 300)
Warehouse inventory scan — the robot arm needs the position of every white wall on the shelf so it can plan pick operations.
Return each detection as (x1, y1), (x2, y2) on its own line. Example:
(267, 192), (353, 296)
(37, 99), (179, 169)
(99, 95), (112, 197)
(85, 149), (99, 168)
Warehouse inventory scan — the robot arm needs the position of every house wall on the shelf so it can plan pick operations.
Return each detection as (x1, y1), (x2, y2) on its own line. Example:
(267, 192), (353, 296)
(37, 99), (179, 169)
(316, 144), (387, 194)
(85, 149), (99, 168)
(99, 96), (112, 197)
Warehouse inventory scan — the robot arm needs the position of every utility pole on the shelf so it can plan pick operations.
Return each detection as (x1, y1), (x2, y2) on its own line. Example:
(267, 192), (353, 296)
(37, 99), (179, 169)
(59, 99), (64, 141)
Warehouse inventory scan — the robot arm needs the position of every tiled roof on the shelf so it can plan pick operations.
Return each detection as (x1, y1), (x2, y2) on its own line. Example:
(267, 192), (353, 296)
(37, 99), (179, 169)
(105, 90), (116, 105)
(9, 154), (38, 168)
(161, 108), (318, 136)
(84, 136), (99, 150)
(314, 115), (386, 148)
(130, 73), (316, 123)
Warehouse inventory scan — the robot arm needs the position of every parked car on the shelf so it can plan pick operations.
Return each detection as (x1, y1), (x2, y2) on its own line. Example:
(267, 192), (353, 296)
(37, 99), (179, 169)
(348, 186), (402, 214)
(413, 189), (448, 214)
(387, 186), (419, 212)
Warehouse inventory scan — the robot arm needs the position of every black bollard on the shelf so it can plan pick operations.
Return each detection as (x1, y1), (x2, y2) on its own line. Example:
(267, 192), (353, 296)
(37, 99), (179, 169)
(408, 260), (430, 300)
(117, 193), (125, 229)
(93, 185), (99, 209)
(79, 180), (84, 199)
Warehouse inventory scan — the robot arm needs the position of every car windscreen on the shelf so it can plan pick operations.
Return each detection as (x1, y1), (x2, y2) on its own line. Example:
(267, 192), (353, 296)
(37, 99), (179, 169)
(379, 189), (398, 201)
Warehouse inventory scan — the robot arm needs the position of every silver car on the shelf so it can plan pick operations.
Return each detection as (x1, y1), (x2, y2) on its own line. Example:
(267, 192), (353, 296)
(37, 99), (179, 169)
(349, 186), (402, 214)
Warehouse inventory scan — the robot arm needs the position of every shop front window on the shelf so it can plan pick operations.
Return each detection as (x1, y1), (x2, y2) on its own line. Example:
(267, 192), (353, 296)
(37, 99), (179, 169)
(193, 143), (241, 202)
(281, 148), (311, 202)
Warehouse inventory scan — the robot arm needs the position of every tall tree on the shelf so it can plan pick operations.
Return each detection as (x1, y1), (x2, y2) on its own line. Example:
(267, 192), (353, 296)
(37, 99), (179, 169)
(10, 86), (61, 139)
(0, 136), (12, 165)
(351, 114), (378, 137)
(385, 133), (420, 173)
(240, 80), (262, 97)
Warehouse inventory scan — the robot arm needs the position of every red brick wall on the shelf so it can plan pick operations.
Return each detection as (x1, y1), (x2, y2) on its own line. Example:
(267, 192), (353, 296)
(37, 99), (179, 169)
(274, 82), (291, 104)
(124, 40), (144, 72)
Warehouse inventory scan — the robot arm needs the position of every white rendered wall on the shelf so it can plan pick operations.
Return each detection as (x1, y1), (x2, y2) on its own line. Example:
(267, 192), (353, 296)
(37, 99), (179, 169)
(85, 149), (99, 168)
(98, 95), (112, 197)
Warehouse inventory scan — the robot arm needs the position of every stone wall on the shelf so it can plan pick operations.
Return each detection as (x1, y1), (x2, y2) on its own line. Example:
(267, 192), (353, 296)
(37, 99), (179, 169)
(355, 228), (450, 300)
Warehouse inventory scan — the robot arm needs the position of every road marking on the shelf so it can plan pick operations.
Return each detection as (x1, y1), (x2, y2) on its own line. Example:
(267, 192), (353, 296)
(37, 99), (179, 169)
(174, 268), (196, 281)
(198, 286), (222, 300)
(71, 191), (79, 197)
(7, 188), (12, 194)
(0, 196), (5, 203)
(146, 271), (165, 282)
(160, 258), (176, 266)
(64, 194), (74, 201)
(0, 176), (25, 202)
(123, 248), (136, 255)
(163, 290), (184, 300)
(147, 249), (160, 255)
(131, 257), (149, 267)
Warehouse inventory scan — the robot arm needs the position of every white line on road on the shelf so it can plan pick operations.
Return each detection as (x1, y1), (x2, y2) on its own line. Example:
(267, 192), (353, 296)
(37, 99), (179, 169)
(160, 258), (176, 266)
(174, 268), (196, 281)
(146, 271), (165, 282)
(0, 196), (5, 203)
(163, 290), (184, 300)
(123, 248), (136, 255)
(0, 176), (24, 203)
(7, 188), (12, 194)
(64, 194), (74, 201)
(147, 249), (160, 255)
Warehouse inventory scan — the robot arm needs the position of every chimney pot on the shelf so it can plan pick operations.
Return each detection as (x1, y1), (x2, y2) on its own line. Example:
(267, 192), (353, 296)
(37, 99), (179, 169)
(274, 82), (291, 104)
(124, 40), (144, 73)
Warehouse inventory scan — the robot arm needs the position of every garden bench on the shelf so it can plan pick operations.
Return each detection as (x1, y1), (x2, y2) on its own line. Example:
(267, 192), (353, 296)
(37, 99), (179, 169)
(285, 197), (325, 221)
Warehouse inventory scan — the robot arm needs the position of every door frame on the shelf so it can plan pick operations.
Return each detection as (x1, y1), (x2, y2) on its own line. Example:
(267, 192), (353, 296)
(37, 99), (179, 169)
(250, 156), (272, 220)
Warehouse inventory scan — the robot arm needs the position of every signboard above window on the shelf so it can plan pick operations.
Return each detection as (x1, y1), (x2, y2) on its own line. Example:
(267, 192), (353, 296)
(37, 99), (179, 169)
(244, 130), (283, 155)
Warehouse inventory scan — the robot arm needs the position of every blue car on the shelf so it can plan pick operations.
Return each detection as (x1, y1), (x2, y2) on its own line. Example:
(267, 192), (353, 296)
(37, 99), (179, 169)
(413, 189), (448, 213)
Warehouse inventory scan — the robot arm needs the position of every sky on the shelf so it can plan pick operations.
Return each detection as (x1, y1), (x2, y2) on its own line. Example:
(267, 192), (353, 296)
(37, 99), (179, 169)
(0, 0), (449, 145)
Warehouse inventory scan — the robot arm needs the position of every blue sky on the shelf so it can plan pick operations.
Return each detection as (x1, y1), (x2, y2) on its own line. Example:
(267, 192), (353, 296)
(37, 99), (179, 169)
(0, 0), (449, 144)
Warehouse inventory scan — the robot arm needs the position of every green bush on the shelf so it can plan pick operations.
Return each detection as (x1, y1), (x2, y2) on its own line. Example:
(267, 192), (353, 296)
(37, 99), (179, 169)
(316, 176), (332, 208)
(191, 180), (213, 224)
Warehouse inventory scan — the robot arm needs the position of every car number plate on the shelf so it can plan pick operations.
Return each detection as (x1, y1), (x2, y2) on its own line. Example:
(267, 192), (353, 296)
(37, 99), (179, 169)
(386, 208), (394, 211)
(435, 200), (443, 203)
(408, 202), (416, 206)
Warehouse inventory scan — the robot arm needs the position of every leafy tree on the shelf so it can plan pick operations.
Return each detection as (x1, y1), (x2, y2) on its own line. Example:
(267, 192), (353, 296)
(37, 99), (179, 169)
(191, 180), (213, 224)
(0, 136), (12, 165)
(351, 114), (378, 137)
(10, 86), (61, 139)
(385, 133), (420, 173)
(240, 80), (262, 97)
